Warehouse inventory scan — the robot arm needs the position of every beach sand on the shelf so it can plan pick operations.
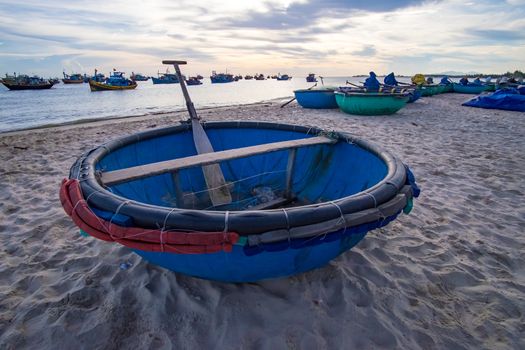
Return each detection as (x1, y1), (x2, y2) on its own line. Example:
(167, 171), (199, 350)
(0, 94), (524, 349)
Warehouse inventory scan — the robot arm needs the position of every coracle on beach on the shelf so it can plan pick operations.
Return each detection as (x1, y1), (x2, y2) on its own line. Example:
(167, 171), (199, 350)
(59, 60), (420, 282)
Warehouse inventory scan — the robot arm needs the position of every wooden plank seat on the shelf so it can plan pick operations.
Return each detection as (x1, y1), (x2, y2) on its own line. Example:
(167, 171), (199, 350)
(100, 136), (336, 186)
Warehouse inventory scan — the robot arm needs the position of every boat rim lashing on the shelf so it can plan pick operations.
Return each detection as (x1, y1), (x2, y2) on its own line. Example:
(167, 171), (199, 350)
(334, 91), (410, 99)
(66, 121), (416, 241)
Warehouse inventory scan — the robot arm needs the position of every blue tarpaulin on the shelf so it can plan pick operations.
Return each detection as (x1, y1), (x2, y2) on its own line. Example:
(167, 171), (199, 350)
(364, 72), (380, 92)
(440, 76), (452, 85)
(462, 88), (525, 112)
(384, 72), (398, 86)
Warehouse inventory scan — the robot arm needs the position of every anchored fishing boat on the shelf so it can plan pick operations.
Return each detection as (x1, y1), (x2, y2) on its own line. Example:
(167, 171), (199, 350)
(152, 70), (181, 84)
(294, 86), (338, 109)
(85, 69), (106, 83)
(131, 72), (150, 81)
(306, 73), (317, 83)
(60, 60), (419, 282)
(277, 74), (292, 81)
(210, 71), (234, 83)
(88, 70), (137, 91)
(186, 77), (203, 86)
(62, 72), (84, 84)
(1, 73), (55, 90)
(335, 88), (410, 115)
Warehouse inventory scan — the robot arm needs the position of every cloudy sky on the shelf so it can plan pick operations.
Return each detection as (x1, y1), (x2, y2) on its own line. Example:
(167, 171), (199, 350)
(0, 0), (524, 77)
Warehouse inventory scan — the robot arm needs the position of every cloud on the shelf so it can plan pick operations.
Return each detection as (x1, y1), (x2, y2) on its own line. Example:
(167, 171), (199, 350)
(228, 0), (433, 30)
(0, 0), (524, 76)
(352, 45), (376, 56)
(468, 29), (525, 42)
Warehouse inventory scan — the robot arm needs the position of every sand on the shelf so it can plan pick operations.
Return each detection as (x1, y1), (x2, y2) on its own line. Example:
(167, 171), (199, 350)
(0, 94), (524, 349)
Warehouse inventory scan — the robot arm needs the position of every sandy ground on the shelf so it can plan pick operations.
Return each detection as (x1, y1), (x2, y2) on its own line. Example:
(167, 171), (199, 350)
(0, 94), (524, 349)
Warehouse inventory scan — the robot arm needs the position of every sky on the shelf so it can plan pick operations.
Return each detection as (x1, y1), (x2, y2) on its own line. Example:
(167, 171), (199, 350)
(0, 0), (524, 77)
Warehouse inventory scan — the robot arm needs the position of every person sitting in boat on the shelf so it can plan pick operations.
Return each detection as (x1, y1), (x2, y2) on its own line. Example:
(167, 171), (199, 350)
(459, 77), (469, 85)
(472, 77), (482, 85)
(426, 77), (434, 84)
(364, 71), (380, 92)
(440, 76), (452, 85)
(384, 72), (399, 86)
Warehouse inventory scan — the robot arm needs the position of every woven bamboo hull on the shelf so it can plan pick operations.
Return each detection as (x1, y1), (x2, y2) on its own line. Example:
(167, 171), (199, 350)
(335, 92), (409, 115)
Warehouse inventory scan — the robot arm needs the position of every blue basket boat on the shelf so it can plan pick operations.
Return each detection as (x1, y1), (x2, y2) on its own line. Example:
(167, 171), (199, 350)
(453, 83), (488, 94)
(60, 121), (419, 282)
(294, 87), (338, 108)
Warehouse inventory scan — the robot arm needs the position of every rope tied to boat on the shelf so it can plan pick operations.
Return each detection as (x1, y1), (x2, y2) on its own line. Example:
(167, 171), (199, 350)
(109, 200), (130, 240)
(281, 208), (291, 243)
(160, 207), (178, 252)
(59, 178), (239, 254)
(329, 201), (347, 236)
(224, 211), (230, 232)
(363, 192), (377, 208)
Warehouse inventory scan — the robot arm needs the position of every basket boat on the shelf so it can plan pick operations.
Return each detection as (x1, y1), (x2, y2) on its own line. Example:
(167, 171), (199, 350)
(452, 83), (488, 94)
(334, 91), (410, 115)
(294, 88), (338, 109)
(60, 121), (419, 282)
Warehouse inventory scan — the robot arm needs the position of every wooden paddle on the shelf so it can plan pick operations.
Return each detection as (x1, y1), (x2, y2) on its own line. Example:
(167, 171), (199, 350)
(280, 83), (317, 108)
(162, 60), (232, 207)
(345, 80), (363, 88)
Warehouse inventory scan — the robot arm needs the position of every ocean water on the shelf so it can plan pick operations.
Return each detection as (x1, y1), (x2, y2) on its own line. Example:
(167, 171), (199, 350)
(0, 76), (415, 133)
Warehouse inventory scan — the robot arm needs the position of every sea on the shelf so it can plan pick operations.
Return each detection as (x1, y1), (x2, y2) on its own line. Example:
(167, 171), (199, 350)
(0, 75), (417, 133)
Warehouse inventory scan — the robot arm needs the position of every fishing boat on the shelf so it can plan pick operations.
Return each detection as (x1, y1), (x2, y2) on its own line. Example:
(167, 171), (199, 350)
(244, 75), (253, 80)
(152, 70), (181, 84)
(59, 59), (420, 282)
(85, 69), (106, 83)
(438, 76), (454, 93)
(453, 83), (488, 94)
(1, 74), (55, 90)
(130, 72), (150, 81)
(335, 89), (410, 115)
(62, 72), (84, 84)
(210, 71), (235, 83)
(277, 74), (292, 81)
(88, 70), (137, 91)
(419, 84), (442, 96)
(294, 87), (337, 108)
(306, 73), (317, 83)
(186, 77), (202, 86)
(254, 74), (265, 80)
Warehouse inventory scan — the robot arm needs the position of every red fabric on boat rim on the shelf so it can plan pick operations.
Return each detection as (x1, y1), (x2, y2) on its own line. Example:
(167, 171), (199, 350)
(59, 178), (239, 254)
